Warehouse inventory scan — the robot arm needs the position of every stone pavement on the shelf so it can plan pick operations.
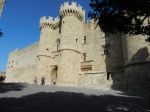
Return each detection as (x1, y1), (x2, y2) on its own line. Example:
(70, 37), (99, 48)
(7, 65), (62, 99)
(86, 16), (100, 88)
(0, 83), (150, 112)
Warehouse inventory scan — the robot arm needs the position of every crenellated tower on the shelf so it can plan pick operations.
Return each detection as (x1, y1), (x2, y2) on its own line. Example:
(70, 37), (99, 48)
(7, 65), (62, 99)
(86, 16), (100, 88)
(60, 1), (85, 23)
(37, 16), (60, 83)
(57, 1), (85, 86)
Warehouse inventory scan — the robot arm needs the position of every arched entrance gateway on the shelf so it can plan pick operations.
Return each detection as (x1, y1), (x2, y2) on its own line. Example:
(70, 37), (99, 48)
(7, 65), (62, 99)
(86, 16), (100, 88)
(50, 66), (58, 85)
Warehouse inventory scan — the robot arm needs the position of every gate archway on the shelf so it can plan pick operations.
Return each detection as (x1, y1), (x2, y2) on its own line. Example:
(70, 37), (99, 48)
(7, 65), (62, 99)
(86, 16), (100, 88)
(50, 66), (58, 84)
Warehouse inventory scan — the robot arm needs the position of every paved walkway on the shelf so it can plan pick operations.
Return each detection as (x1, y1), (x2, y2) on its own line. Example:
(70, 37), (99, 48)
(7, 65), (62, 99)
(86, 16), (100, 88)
(0, 83), (150, 112)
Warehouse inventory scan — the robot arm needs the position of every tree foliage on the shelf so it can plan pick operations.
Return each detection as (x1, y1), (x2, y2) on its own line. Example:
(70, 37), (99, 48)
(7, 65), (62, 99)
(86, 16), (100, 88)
(0, 29), (3, 37)
(89, 0), (150, 38)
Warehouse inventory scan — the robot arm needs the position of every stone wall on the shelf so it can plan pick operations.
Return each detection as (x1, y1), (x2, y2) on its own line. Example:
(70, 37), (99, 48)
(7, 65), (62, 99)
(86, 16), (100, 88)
(5, 42), (39, 83)
(110, 71), (124, 90)
(122, 35), (150, 66)
(122, 35), (150, 92)
(81, 71), (113, 88)
(59, 16), (83, 51)
(123, 63), (150, 92)
(57, 50), (81, 86)
(83, 19), (106, 72)
(105, 34), (124, 71)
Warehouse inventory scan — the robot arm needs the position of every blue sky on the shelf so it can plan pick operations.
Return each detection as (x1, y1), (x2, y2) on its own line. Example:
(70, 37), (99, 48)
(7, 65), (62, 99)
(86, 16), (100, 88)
(0, 0), (91, 71)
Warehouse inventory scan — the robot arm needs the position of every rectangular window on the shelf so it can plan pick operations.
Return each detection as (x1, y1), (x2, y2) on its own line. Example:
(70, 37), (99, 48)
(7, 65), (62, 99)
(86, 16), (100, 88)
(102, 44), (110, 55)
(104, 49), (108, 55)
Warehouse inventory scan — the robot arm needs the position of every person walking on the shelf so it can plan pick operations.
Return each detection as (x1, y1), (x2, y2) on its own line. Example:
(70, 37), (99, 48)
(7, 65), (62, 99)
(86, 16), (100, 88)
(33, 77), (37, 85)
(41, 76), (45, 85)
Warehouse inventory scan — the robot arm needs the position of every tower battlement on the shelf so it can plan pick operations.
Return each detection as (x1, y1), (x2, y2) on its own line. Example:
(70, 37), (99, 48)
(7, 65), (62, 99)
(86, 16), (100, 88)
(60, 1), (85, 15)
(40, 16), (59, 24)
(60, 1), (85, 22)
(39, 16), (60, 30)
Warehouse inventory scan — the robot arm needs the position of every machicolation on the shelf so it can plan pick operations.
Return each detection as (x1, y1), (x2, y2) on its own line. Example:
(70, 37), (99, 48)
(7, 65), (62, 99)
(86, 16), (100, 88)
(40, 16), (60, 30)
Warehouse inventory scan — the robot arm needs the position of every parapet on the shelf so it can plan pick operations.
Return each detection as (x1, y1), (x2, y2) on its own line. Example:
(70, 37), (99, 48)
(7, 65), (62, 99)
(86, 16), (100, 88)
(60, 1), (85, 22)
(39, 16), (60, 30)
(85, 19), (98, 29)
(40, 16), (60, 24)
(10, 42), (39, 56)
(19, 41), (39, 52)
(9, 48), (19, 55)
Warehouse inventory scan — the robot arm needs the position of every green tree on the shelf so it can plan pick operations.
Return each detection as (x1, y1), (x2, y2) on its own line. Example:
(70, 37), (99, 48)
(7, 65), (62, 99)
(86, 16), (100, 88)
(89, 0), (150, 41)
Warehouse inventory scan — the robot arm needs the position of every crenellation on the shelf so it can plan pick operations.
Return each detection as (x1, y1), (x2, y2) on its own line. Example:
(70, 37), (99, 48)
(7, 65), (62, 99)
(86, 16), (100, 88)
(40, 16), (60, 30)
(63, 1), (69, 7)
(19, 41), (39, 53)
(40, 16), (60, 24)
(60, 1), (85, 21)
(7, 42), (39, 69)
(71, 1), (77, 7)
(10, 48), (19, 53)
(78, 4), (82, 10)
(54, 16), (59, 22)
(85, 19), (94, 28)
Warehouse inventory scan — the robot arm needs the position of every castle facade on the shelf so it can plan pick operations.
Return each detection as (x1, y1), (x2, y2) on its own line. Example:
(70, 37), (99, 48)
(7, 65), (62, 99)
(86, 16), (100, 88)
(6, 1), (150, 92)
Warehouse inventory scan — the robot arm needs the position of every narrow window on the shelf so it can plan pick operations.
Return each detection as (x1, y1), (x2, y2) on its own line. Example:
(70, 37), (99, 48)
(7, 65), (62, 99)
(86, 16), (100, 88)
(57, 44), (59, 51)
(107, 72), (110, 80)
(104, 49), (108, 55)
(76, 39), (78, 42)
(56, 39), (60, 51)
(102, 44), (110, 55)
(83, 53), (87, 61)
(84, 36), (87, 44)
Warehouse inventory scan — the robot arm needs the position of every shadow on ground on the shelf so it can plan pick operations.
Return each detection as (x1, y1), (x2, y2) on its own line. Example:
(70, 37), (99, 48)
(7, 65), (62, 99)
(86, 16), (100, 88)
(0, 83), (27, 93)
(0, 91), (149, 112)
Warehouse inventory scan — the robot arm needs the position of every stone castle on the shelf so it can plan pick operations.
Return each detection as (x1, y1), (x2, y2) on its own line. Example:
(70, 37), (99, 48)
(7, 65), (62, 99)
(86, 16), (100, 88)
(6, 1), (150, 92)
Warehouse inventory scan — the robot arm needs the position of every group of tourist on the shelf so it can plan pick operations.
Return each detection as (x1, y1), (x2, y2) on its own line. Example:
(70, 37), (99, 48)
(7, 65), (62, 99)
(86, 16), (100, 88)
(33, 76), (56, 85)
